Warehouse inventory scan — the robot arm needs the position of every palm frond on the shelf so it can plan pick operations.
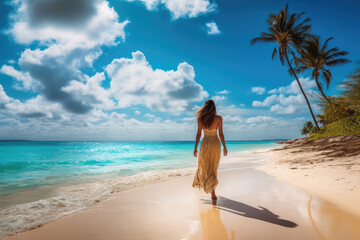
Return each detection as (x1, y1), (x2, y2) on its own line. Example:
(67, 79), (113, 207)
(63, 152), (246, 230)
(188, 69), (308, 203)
(251, 36), (276, 45)
(295, 35), (350, 94)
(326, 58), (351, 66)
(321, 37), (334, 53)
(272, 46), (278, 59)
(321, 68), (332, 89)
(325, 51), (349, 60)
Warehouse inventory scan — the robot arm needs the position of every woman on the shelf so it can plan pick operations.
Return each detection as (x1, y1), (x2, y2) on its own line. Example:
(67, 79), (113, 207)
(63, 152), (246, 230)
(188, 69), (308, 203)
(192, 99), (227, 200)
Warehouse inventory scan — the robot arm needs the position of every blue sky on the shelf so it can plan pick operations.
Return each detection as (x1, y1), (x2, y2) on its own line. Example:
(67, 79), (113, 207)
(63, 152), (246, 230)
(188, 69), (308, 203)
(0, 0), (359, 141)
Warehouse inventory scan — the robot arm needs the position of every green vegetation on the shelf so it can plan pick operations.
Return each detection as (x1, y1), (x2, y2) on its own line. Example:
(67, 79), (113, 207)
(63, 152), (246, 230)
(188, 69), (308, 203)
(306, 67), (360, 139)
(317, 96), (356, 125)
(301, 121), (317, 136)
(310, 110), (360, 140)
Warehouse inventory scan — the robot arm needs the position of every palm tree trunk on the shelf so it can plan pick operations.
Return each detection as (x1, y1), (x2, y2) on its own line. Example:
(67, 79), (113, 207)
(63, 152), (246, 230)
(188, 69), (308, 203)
(285, 54), (320, 131)
(315, 75), (332, 104)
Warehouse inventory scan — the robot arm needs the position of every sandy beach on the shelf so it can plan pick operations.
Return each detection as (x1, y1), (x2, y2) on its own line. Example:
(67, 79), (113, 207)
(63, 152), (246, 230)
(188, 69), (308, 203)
(3, 149), (360, 240)
(259, 135), (360, 217)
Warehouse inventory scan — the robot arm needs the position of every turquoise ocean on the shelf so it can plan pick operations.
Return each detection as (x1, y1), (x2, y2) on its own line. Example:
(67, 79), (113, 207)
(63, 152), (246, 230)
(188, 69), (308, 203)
(0, 140), (278, 237)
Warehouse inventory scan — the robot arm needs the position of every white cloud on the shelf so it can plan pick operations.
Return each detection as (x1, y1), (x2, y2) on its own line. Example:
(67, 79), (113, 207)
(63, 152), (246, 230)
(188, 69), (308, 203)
(252, 77), (319, 114)
(2, 0), (129, 114)
(268, 77), (315, 95)
(212, 95), (226, 101)
(8, 0), (129, 49)
(62, 72), (115, 110)
(0, 65), (35, 91)
(205, 22), (220, 35)
(245, 116), (276, 124)
(182, 117), (195, 121)
(216, 90), (230, 95)
(251, 77), (319, 114)
(5, 95), (63, 119)
(253, 93), (309, 114)
(0, 91), (306, 140)
(144, 113), (155, 118)
(218, 104), (268, 117)
(106, 51), (208, 113)
(252, 94), (277, 107)
(0, 84), (12, 108)
(251, 86), (266, 95)
(128, 0), (217, 19)
(222, 115), (242, 124)
(0, 0), (310, 141)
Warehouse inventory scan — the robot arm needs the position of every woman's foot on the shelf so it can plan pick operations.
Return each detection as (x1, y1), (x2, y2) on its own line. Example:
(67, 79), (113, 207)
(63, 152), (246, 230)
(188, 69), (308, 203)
(211, 190), (217, 200)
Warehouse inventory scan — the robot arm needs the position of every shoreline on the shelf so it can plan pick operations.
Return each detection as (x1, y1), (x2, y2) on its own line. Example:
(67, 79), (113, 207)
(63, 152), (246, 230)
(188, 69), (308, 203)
(0, 148), (273, 239)
(3, 149), (360, 240)
(0, 167), (197, 239)
(2, 144), (359, 239)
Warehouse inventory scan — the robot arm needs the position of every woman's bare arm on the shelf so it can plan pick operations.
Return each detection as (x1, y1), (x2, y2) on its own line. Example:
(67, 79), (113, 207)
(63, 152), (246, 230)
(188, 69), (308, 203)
(194, 120), (202, 157)
(218, 116), (228, 156)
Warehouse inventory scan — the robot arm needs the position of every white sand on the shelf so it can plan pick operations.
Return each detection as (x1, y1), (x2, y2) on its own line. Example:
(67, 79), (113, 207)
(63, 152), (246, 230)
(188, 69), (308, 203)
(4, 151), (360, 240)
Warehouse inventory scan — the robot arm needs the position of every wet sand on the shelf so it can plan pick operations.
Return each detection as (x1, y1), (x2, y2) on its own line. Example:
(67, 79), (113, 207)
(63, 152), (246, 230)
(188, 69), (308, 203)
(4, 155), (360, 240)
(259, 135), (360, 217)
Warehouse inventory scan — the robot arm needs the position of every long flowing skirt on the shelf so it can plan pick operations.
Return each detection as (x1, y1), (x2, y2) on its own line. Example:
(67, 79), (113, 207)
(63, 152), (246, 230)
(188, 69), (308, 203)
(192, 135), (221, 193)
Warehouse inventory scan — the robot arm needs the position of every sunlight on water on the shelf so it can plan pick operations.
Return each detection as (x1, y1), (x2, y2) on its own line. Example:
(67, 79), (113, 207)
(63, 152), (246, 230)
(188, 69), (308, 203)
(0, 141), (278, 196)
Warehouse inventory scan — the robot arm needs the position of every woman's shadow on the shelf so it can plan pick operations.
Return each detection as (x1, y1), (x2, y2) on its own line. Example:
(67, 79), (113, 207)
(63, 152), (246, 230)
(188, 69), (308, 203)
(202, 196), (297, 228)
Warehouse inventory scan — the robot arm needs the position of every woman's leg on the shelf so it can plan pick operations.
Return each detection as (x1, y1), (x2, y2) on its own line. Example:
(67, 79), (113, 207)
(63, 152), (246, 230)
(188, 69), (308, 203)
(211, 189), (217, 199)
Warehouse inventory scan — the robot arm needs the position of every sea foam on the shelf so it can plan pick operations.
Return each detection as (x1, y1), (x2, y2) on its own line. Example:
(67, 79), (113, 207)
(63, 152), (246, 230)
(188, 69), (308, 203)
(0, 168), (195, 238)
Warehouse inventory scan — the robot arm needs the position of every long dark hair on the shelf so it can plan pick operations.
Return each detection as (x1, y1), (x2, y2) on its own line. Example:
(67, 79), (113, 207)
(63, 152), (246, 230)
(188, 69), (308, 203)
(197, 99), (217, 128)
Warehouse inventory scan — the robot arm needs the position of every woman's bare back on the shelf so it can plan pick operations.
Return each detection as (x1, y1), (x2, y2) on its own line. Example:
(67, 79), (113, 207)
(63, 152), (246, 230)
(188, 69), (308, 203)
(203, 115), (221, 130)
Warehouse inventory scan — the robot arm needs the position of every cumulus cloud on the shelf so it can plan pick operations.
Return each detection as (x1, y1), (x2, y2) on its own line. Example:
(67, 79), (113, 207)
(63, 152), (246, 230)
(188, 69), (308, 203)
(252, 78), (318, 114)
(205, 22), (220, 35)
(222, 115), (242, 124)
(0, 110), (198, 141)
(106, 51), (208, 113)
(0, 85), (12, 109)
(212, 95), (226, 101)
(252, 94), (277, 107)
(268, 77), (315, 95)
(253, 94), (311, 114)
(8, 0), (129, 48)
(127, 0), (216, 19)
(5, 95), (64, 119)
(144, 113), (155, 118)
(0, 65), (35, 91)
(26, 0), (96, 27)
(216, 89), (230, 95)
(0, 86), (305, 140)
(251, 86), (266, 95)
(182, 117), (195, 121)
(245, 116), (276, 124)
(1, 0), (129, 114)
(62, 72), (115, 110)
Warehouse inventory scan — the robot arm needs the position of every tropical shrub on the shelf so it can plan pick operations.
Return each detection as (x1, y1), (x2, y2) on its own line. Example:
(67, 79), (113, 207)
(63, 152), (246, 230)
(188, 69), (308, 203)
(310, 110), (360, 140)
(317, 96), (356, 125)
(301, 121), (317, 136)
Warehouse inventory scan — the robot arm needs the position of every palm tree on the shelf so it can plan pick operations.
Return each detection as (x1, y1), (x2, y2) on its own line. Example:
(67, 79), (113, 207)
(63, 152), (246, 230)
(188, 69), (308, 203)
(301, 121), (316, 136)
(295, 36), (350, 103)
(251, 4), (320, 130)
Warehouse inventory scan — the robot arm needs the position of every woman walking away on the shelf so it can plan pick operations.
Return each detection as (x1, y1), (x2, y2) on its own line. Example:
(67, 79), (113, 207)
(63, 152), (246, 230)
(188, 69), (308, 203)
(192, 99), (228, 200)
